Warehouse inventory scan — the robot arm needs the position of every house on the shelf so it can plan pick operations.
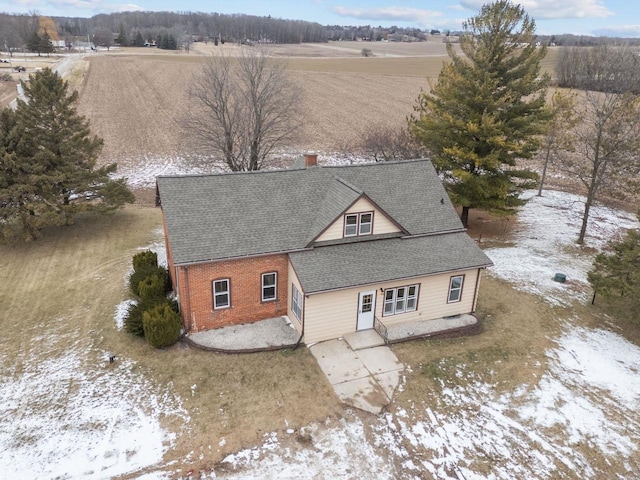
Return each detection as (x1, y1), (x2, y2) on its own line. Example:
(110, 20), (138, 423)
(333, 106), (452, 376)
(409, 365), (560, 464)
(155, 157), (493, 344)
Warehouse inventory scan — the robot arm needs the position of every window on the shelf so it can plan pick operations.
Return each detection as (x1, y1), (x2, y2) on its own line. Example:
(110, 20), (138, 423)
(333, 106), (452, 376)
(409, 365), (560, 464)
(383, 284), (419, 316)
(213, 279), (230, 309)
(359, 213), (372, 235)
(344, 212), (374, 237)
(291, 284), (303, 321)
(344, 214), (358, 237)
(448, 275), (464, 303)
(361, 293), (373, 313)
(262, 272), (277, 302)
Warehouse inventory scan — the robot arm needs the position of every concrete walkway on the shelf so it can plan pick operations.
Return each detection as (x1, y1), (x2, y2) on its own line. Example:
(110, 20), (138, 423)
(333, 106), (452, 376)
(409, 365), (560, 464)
(309, 330), (404, 414)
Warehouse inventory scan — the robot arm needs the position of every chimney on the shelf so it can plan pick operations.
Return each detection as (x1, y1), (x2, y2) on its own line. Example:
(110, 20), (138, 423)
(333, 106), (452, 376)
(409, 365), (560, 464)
(305, 154), (318, 167)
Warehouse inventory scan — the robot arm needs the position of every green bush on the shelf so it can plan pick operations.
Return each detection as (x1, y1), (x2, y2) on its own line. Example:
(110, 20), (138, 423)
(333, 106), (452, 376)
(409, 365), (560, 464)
(132, 250), (158, 273)
(129, 265), (168, 297)
(124, 300), (152, 336)
(138, 273), (167, 301)
(143, 303), (181, 348)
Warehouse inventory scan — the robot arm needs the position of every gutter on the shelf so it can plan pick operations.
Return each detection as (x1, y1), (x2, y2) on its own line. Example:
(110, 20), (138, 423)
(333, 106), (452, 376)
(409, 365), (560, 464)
(302, 263), (493, 296)
(173, 247), (314, 268)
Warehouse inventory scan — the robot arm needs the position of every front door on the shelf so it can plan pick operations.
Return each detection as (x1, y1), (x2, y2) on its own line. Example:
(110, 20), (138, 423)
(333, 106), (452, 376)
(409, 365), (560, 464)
(357, 291), (376, 330)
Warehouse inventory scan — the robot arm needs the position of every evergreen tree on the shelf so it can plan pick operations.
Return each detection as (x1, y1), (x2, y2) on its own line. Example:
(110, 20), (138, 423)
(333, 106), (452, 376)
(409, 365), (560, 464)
(27, 31), (42, 55)
(0, 69), (134, 242)
(132, 31), (145, 47)
(409, 0), (550, 226)
(588, 226), (640, 319)
(40, 31), (54, 56)
(167, 34), (177, 50)
(115, 23), (129, 46)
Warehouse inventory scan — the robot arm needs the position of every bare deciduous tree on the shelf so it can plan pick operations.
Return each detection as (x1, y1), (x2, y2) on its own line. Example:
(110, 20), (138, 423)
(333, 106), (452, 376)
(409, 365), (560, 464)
(556, 45), (640, 94)
(565, 91), (640, 244)
(184, 48), (302, 171)
(357, 123), (427, 163)
(537, 90), (579, 196)
(555, 45), (640, 244)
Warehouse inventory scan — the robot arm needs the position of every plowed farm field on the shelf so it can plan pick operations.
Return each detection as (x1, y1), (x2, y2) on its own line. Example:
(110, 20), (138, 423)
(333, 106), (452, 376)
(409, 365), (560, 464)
(75, 49), (443, 164)
(71, 42), (558, 193)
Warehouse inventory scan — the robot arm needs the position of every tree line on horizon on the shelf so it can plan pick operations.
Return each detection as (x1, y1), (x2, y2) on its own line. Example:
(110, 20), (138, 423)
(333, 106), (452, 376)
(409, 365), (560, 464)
(2, 10), (639, 55)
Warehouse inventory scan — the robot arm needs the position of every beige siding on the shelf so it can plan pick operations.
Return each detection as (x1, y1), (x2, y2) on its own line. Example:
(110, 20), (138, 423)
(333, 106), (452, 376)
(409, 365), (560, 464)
(287, 261), (304, 334)
(303, 268), (482, 343)
(315, 197), (401, 242)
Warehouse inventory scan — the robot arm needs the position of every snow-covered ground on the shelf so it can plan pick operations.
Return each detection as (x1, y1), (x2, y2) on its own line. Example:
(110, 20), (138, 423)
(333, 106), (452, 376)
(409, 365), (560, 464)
(208, 189), (640, 479)
(0, 345), (188, 479)
(2, 175), (640, 478)
(485, 190), (639, 306)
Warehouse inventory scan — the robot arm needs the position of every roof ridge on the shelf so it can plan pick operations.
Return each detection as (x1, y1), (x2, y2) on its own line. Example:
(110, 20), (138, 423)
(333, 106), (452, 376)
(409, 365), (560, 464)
(322, 158), (429, 170)
(333, 175), (363, 194)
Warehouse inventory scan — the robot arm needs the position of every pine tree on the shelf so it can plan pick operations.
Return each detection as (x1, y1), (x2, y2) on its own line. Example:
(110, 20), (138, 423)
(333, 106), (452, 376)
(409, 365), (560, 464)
(27, 31), (42, 55)
(40, 31), (54, 56)
(588, 227), (640, 319)
(0, 69), (134, 242)
(115, 23), (129, 46)
(132, 31), (145, 47)
(409, 0), (551, 226)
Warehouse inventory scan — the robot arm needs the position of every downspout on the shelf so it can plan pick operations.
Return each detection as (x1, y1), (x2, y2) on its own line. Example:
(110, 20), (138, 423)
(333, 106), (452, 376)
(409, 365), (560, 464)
(182, 266), (193, 332)
(471, 268), (481, 313)
(292, 295), (306, 351)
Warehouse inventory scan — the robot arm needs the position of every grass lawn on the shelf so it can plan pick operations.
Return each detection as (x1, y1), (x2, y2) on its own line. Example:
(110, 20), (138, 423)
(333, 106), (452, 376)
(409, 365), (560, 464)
(0, 206), (340, 477)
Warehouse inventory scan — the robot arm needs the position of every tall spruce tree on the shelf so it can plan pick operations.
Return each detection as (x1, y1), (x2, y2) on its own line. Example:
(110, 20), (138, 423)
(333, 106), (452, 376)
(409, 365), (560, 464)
(409, 0), (550, 226)
(0, 68), (134, 242)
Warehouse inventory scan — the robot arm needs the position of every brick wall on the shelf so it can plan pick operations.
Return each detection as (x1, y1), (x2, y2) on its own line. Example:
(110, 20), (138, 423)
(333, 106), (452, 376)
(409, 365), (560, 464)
(177, 254), (289, 332)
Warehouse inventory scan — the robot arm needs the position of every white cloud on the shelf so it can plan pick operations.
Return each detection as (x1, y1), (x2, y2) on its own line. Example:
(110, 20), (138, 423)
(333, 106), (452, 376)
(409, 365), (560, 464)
(459, 0), (614, 19)
(592, 24), (640, 37)
(330, 6), (443, 26)
(2, 0), (143, 15)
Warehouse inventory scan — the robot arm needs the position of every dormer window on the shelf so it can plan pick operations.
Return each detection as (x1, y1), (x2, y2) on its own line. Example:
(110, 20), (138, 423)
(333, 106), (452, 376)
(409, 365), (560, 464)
(344, 212), (373, 237)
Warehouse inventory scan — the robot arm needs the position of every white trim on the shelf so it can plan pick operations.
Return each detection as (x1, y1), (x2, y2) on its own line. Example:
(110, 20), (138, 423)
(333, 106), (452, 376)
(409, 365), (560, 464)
(261, 272), (277, 302)
(213, 278), (230, 309)
(448, 275), (464, 303)
(383, 284), (419, 316)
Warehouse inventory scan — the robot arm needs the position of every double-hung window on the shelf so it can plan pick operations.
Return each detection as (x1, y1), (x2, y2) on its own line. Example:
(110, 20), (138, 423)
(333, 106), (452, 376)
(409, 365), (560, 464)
(291, 284), (303, 321)
(448, 275), (464, 303)
(262, 272), (277, 302)
(383, 284), (419, 316)
(213, 279), (230, 309)
(344, 212), (373, 237)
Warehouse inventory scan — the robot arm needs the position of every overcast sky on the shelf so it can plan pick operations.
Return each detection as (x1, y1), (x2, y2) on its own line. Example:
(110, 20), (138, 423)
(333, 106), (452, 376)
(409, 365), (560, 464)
(2, 0), (638, 37)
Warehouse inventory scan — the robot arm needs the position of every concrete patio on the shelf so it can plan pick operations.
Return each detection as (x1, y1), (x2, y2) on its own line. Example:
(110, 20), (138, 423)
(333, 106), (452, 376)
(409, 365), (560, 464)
(184, 316), (301, 353)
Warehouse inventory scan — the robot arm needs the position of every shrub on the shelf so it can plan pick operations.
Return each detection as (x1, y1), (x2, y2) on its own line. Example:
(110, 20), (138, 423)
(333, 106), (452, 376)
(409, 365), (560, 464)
(124, 300), (150, 336)
(132, 250), (158, 273)
(361, 48), (373, 57)
(129, 265), (168, 297)
(138, 272), (167, 301)
(143, 303), (181, 348)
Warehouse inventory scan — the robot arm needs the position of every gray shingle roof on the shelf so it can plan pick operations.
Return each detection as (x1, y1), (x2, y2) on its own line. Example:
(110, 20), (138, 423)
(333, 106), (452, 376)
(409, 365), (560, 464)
(289, 233), (493, 294)
(156, 159), (465, 265)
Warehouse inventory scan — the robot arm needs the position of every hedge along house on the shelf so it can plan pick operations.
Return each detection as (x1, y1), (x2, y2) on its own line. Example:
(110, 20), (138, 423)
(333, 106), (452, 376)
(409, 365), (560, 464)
(155, 157), (493, 344)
